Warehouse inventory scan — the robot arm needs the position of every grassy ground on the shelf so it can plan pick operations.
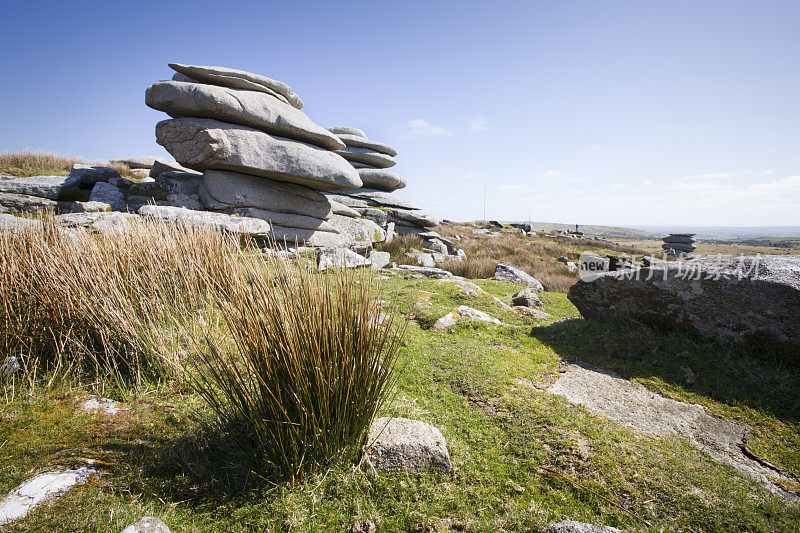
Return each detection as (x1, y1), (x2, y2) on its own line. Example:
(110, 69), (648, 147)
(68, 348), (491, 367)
(0, 151), (137, 179)
(2, 270), (798, 531)
(616, 237), (800, 256)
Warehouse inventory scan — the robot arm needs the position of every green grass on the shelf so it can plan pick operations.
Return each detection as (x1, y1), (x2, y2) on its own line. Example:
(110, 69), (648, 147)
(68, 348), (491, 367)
(2, 268), (798, 531)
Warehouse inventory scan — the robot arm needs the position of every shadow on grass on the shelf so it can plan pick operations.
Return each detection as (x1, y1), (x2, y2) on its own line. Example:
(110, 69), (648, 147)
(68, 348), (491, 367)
(530, 317), (800, 424)
(107, 419), (282, 507)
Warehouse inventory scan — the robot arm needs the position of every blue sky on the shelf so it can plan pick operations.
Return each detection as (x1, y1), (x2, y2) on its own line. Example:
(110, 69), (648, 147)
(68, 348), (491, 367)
(2, 0), (798, 227)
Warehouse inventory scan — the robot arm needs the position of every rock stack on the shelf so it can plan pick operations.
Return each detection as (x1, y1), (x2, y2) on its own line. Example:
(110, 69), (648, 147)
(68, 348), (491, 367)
(662, 233), (696, 254)
(323, 127), (455, 254)
(144, 63), (390, 247)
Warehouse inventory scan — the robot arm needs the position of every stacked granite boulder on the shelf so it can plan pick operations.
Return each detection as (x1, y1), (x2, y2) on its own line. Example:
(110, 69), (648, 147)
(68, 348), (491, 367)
(662, 233), (696, 255)
(323, 127), (454, 254)
(143, 63), (387, 247)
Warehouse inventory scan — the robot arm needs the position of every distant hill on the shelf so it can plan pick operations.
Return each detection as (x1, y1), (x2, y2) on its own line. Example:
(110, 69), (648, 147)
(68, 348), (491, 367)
(634, 226), (800, 240)
(498, 222), (660, 240)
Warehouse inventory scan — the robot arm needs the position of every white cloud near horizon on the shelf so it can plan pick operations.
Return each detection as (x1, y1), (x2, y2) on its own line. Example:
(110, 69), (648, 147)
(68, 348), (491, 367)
(467, 115), (487, 132)
(403, 119), (452, 138)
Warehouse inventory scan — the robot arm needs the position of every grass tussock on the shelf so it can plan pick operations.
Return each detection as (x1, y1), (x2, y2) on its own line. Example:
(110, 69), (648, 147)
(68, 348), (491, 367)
(0, 150), (136, 178)
(193, 257), (404, 480)
(376, 233), (424, 264)
(0, 215), (243, 388)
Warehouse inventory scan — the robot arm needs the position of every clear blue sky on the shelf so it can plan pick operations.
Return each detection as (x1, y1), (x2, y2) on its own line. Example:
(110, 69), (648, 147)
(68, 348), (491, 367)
(2, 0), (799, 227)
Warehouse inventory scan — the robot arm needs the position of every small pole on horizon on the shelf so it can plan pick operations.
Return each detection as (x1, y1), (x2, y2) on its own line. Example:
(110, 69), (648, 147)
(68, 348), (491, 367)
(483, 182), (486, 221)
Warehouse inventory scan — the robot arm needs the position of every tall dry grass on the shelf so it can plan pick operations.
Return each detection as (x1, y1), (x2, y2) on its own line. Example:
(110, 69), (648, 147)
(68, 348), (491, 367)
(0, 215), (242, 387)
(193, 255), (404, 480)
(0, 151), (135, 178)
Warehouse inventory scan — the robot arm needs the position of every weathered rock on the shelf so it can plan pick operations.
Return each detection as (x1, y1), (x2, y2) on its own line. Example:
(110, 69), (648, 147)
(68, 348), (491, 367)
(169, 63), (303, 109)
(327, 126), (366, 138)
(335, 146), (396, 169)
(513, 306), (551, 319)
(156, 118), (361, 191)
(89, 182), (125, 211)
(121, 516), (171, 533)
(149, 159), (200, 179)
(0, 466), (99, 524)
(365, 417), (451, 473)
(327, 214), (386, 243)
(317, 247), (370, 270)
(0, 214), (41, 232)
(511, 223), (533, 232)
(56, 212), (139, 234)
(269, 226), (347, 247)
(512, 287), (543, 307)
(166, 193), (202, 210)
(545, 521), (622, 533)
(348, 520), (376, 533)
(202, 170), (332, 219)
(408, 252), (436, 268)
(329, 200), (361, 218)
(71, 201), (111, 213)
(388, 208), (439, 228)
(358, 207), (388, 225)
(109, 156), (165, 169)
(68, 164), (121, 187)
(83, 395), (125, 415)
(323, 193), (370, 209)
(369, 251), (391, 270)
(394, 264), (455, 277)
(662, 242), (696, 252)
(662, 234), (695, 245)
(356, 169), (406, 191)
(156, 171), (202, 195)
(146, 81), (343, 150)
(335, 134), (397, 156)
(0, 192), (58, 213)
(225, 206), (334, 232)
(1, 355), (21, 379)
(432, 305), (501, 331)
(343, 189), (417, 209)
(0, 174), (80, 200)
(568, 255), (800, 350)
(138, 205), (271, 237)
(494, 264), (544, 291)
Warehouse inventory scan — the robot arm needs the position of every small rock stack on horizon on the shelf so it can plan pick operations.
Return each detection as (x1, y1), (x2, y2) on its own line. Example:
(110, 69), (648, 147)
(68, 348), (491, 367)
(662, 233), (696, 254)
(143, 63), (389, 247)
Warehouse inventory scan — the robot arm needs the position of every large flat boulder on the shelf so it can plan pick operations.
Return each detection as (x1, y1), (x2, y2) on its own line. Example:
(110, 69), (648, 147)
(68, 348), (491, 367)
(109, 156), (165, 169)
(0, 174), (80, 200)
(138, 205), (271, 237)
(341, 189), (417, 209)
(225, 207), (336, 232)
(0, 192), (58, 213)
(335, 146), (396, 169)
(387, 208), (439, 228)
(269, 225), (348, 247)
(149, 159), (200, 179)
(146, 81), (344, 150)
(335, 134), (397, 156)
(156, 118), (362, 191)
(327, 126), (366, 138)
(56, 212), (140, 234)
(202, 170), (332, 219)
(169, 63), (303, 109)
(568, 255), (800, 351)
(356, 169), (406, 191)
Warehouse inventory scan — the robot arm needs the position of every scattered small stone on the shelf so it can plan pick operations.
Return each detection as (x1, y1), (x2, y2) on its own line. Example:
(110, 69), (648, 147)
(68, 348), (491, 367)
(506, 480), (525, 493)
(347, 520), (377, 533)
(512, 287), (543, 307)
(121, 516), (171, 533)
(82, 395), (126, 415)
(545, 520), (622, 533)
(432, 305), (501, 331)
(0, 466), (99, 524)
(1, 356), (21, 379)
(365, 417), (451, 473)
(513, 306), (551, 319)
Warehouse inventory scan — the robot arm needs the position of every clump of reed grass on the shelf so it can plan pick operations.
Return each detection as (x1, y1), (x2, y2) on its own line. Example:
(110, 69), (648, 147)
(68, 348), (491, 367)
(192, 253), (404, 481)
(0, 215), (242, 388)
(0, 150), (136, 179)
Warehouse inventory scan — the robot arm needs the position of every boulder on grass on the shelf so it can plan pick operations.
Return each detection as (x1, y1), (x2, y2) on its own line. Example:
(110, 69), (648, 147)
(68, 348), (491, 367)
(365, 417), (451, 473)
(512, 288), (543, 307)
(432, 305), (501, 331)
(317, 247), (370, 270)
(568, 255), (800, 352)
(494, 263), (544, 291)
(121, 516), (171, 533)
(545, 521), (622, 533)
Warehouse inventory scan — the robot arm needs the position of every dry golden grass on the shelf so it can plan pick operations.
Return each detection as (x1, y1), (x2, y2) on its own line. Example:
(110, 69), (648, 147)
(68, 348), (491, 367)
(376, 232), (424, 264)
(0, 150), (136, 178)
(0, 215), (244, 387)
